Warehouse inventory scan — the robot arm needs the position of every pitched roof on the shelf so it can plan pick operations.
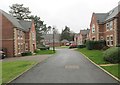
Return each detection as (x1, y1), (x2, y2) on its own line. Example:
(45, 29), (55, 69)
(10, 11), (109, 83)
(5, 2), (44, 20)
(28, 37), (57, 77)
(95, 13), (108, 23)
(0, 9), (24, 29)
(94, 6), (119, 23)
(0, 9), (32, 32)
(42, 34), (60, 43)
(106, 6), (119, 21)
(61, 39), (69, 43)
(19, 20), (32, 31)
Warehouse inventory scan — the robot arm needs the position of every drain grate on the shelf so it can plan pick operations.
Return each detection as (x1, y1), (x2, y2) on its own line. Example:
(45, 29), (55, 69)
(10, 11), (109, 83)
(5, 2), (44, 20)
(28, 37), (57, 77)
(65, 65), (79, 69)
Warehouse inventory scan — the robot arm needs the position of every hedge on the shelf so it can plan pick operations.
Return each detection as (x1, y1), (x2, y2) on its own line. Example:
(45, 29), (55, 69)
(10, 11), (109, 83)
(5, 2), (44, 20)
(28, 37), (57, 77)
(86, 40), (106, 50)
(77, 45), (86, 48)
(21, 52), (32, 56)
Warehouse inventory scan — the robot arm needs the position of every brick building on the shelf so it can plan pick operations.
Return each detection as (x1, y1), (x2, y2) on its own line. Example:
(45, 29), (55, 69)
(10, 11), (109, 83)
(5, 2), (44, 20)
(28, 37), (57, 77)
(41, 34), (61, 47)
(74, 29), (90, 45)
(90, 5), (120, 47)
(0, 9), (36, 57)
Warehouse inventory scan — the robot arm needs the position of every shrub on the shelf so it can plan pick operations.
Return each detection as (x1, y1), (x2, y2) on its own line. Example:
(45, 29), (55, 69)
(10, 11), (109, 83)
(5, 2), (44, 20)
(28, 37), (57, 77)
(116, 44), (120, 47)
(103, 47), (120, 63)
(39, 47), (48, 50)
(77, 45), (86, 48)
(102, 46), (110, 51)
(86, 40), (106, 50)
(21, 52), (32, 56)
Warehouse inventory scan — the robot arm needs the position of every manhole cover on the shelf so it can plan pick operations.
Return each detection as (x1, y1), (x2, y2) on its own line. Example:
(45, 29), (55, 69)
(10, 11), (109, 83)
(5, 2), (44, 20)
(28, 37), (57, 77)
(65, 65), (79, 69)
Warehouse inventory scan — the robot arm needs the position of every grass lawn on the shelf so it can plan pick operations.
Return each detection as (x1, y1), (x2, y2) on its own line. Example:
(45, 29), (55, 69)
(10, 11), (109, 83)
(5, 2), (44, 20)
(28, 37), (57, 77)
(77, 48), (119, 79)
(56, 46), (69, 49)
(35, 50), (55, 55)
(0, 61), (2, 85)
(77, 48), (108, 64)
(102, 64), (120, 79)
(60, 46), (69, 48)
(2, 61), (37, 83)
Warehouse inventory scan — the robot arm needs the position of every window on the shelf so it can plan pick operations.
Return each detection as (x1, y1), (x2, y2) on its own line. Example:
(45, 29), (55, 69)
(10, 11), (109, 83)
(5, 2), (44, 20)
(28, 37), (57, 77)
(18, 43), (20, 54)
(32, 32), (35, 40)
(25, 43), (28, 51)
(106, 21), (113, 31)
(106, 23), (109, 31)
(92, 24), (95, 33)
(109, 21), (113, 30)
(110, 35), (113, 46)
(106, 36), (110, 46)
(106, 35), (113, 46)
(18, 30), (20, 39)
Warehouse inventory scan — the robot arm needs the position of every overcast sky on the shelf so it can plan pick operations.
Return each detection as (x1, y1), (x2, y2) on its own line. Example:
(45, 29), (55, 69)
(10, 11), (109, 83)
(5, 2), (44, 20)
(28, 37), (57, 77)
(0, 0), (120, 33)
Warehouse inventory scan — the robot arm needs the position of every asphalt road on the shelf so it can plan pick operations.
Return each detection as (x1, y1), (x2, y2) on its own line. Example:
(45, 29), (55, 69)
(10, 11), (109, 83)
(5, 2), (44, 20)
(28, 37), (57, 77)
(12, 49), (118, 83)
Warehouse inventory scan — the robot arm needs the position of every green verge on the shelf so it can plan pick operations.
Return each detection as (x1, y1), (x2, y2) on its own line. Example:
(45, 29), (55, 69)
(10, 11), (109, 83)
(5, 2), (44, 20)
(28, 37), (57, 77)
(77, 48), (119, 79)
(77, 48), (108, 64)
(35, 50), (55, 55)
(102, 64), (120, 79)
(2, 61), (37, 83)
(0, 61), (2, 85)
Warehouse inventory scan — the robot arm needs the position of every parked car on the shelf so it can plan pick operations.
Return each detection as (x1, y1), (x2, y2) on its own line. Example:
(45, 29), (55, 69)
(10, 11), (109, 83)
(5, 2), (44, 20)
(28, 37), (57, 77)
(69, 44), (77, 49)
(0, 51), (6, 59)
(39, 45), (50, 50)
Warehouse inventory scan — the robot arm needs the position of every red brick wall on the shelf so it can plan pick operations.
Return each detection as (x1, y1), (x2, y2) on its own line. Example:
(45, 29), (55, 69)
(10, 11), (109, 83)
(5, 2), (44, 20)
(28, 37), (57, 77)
(30, 21), (36, 50)
(90, 13), (99, 40)
(25, 32), (30, 51)
(99, 24), (105, 40)
(1, 14), (14, 57)
(49, 42), (61, 47)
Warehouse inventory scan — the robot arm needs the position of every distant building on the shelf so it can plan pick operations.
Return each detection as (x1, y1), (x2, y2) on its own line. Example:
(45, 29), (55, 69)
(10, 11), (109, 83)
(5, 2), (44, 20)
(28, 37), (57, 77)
(0, 9), (36, 57)
(90, 5), (120, 46)
(41, 34), (60, 47)
(79, 29), (90, 45)
(74, 29), (90, 45)
(61, 39), (69, 46)
(74, 33), (80, 45)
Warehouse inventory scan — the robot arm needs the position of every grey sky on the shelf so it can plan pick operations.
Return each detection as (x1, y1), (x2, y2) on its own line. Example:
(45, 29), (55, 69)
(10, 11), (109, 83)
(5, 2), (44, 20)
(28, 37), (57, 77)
(0, 0), (119, 33)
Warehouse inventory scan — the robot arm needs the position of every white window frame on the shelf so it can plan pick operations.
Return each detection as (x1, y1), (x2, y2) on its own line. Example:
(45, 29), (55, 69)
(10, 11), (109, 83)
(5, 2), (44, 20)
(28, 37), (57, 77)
(25, 43), (28, 51)
(106, 36), (110, 46)
(92, 24), (95, 33)
(106, 23), (109, 31)
(32, 32), (35, 40)
(110, 35), (113, 46)
(18, 43), (21, 54)
(109, 21), (113, 30)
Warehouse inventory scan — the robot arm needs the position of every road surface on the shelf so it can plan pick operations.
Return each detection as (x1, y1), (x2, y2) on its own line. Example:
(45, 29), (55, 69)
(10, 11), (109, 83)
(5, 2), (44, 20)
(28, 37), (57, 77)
(12, 48), (119, 83)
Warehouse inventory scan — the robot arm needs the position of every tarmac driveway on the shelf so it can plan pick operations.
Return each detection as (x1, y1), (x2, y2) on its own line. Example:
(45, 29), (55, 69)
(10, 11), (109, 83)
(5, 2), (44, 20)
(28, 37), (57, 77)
(12, 49), (119, 83)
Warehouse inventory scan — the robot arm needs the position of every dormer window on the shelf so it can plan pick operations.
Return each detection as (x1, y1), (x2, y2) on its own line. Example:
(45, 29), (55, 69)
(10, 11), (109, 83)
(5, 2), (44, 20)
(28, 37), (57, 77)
(109, 10), (114, 15)
(106, 21), (113, 31)
(109, 21), (113, 30)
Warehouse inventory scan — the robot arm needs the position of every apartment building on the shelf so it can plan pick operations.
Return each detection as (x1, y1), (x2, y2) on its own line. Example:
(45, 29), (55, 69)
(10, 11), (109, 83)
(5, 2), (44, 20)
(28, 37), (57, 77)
(0, 9), (36, 57)
(90, 5), (120, 47)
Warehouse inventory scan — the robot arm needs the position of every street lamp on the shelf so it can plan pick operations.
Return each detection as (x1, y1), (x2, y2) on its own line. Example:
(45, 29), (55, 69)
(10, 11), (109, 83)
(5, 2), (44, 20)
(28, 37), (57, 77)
(53, 27), (55, 52)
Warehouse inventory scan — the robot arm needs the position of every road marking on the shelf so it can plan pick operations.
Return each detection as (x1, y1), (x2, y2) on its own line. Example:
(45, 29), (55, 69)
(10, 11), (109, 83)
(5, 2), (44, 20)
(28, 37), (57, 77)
(65, 65), (79, 69)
